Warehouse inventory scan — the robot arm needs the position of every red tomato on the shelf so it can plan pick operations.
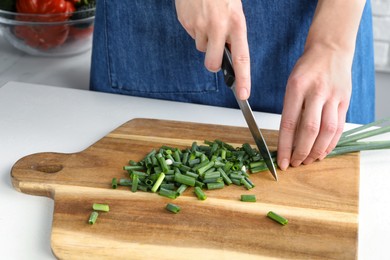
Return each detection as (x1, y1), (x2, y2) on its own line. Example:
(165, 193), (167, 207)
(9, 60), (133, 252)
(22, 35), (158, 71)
(68, 25), (94, 41)
(14, 25), (70, 50)
(15, 0), (75, 49)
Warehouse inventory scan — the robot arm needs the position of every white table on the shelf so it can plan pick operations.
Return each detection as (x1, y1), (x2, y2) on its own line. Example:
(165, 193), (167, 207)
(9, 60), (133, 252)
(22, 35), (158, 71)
(1, 81), (390, 259)
(0, 34), (91, 90)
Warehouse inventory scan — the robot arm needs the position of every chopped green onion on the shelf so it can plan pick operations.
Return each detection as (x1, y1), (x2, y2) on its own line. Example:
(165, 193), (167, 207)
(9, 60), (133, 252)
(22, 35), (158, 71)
(218, 168), (232, 185)
(267, 211), (288, 225)
(160, 183), (176, 190)
(156, 153), (169, 173)
(176, 184), (188, 195)
(207, 182), (224, 190)
(231, 178), (242, 186)
(194, 186), (207, 200)
(123, 165), (145, 171)
(203, 171), (221, 180)
(197, 161), (215, 175)
(92, 203), (110, 212)
(159, 188), (178, 199)
(240, 194), (256, 202)
(151, 172), (165, 193)
(119, 178), (132, 186)
(131, 174), (139, 193)
(88, 211), (99, 225)
(165, 203), (181, 214)
(174, 173), (196, 187)
(111, 178), (118, 189)
(241, 178), (253, 190)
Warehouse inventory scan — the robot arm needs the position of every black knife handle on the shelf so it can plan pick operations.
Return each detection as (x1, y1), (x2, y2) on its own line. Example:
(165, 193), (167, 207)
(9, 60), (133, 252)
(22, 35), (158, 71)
(222, 46), (235, 88)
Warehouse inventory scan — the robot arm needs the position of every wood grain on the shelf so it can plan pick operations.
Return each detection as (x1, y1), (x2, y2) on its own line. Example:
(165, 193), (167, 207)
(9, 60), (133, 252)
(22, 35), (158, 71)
(11, 118), (359, 259)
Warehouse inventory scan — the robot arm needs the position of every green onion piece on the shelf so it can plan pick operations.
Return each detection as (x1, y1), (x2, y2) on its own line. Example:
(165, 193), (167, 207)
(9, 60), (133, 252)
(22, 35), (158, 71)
(194, 186), (207, 200)
(92, 203), (110, 212)
(179, 164), (191, 173)
(88, 211), (99, 225)
(160, 183), (176, 190)
(128, 160), (138, 166)
(119, 178), (132, 186)
(185, 171), (199, 179)
(230, 173), (244, 180)
(131, 174), (139, 193)
(197, 161), (215, 175)
(156, 153), (169, 173)
(182, 152), (189, 165)
(207, 182), (225, 190)
(241, 178), (253, 190)
(191, 141), (198, 152)
(176, 184), (188, 195)
(202, 177), (223, 183)
(151, 172), (166, 192)
(244, 177), (255, 188)
(123, 165), (145, 171)
(165, 175), (175, 182)
(195, 180), (205, 188)
(111, 178), (118, 189)
(188, 158), (200, 167)
(218, 168), (232, 185)
(267, 211), (288, 225)
(203, 171), (221, 180)
(137, 185), (148, 192)
(231, 178), (241, 186)
(165, 203), (181, 214)
(242, 143), (256, 157)
(159, 188), (178, 199)
(191, 160), (210, 172)
(174, 173), (196, 187)
(221, 149), (227, 160)
(240, 194), (256, 202)
(173, 149), (181, 162)
(144, 179), (154, 186)
(213, 160), (225, 168)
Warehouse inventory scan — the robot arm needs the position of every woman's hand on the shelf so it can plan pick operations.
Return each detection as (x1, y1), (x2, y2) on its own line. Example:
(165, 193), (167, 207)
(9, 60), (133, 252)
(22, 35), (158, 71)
(174, 0), (251, 100)
(277, 44), (353, 170)
(276, 0), (366, 171)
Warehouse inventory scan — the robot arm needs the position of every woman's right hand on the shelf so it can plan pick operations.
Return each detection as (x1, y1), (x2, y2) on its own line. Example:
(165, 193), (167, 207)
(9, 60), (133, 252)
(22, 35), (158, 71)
(174, 0), (251, 100)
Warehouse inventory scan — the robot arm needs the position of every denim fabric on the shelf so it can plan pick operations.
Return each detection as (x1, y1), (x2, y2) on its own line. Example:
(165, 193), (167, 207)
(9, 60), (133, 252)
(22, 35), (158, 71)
(90, 0), (375, 124)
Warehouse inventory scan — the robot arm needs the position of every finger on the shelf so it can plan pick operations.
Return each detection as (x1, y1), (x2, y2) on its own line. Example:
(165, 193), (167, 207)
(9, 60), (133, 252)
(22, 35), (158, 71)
(321, 101), (349, 159)
(195, 32), (208, 53)
(229, 33), (250, 100)
(290, 94), (323, 167)
(204, 32), (226, 73)
(303, 100), (338, 165)
(277, 84), (304, 171)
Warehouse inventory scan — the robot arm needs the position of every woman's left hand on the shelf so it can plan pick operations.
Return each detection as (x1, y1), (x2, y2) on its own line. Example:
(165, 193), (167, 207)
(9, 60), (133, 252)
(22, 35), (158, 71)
(276, 44), (353, 170)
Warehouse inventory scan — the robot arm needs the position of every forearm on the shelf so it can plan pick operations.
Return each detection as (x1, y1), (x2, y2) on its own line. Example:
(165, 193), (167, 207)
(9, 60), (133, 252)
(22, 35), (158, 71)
(305, 0), (366, 60)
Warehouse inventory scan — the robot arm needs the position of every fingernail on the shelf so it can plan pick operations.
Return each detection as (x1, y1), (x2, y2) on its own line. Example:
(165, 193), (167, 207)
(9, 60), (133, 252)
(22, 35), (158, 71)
(303, 157), (314, 165)
(319, 152), (328, 161)
(291, 160), (301, 167)
(238, 88), (249, 100)
(279, 159), (289, 171)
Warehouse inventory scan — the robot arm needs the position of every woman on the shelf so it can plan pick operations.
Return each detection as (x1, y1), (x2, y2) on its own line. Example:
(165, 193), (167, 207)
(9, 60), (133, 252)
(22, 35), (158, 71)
(90, 0), (375, 170)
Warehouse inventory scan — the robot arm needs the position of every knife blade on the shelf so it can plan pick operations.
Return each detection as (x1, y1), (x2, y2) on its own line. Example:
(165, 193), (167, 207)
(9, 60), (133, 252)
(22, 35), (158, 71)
(221, 46), (278, 181)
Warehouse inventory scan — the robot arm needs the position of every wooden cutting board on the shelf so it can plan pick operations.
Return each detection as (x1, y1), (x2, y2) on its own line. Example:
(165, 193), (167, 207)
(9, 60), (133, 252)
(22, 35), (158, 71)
(11, 118), (359, 259)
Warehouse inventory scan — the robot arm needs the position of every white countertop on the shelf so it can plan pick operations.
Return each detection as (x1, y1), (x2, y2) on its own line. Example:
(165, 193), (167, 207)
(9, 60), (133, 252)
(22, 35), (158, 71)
(0, 34), (91, 90)
(1, 81), (390, 259)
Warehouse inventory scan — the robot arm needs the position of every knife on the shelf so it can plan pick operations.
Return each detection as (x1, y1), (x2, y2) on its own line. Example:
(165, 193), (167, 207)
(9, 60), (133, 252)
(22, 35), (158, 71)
(221, 46), (278, 181)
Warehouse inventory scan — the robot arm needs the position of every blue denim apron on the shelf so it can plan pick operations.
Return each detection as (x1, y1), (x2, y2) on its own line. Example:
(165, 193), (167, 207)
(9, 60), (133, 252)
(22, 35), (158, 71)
(90, 0), (375, 124)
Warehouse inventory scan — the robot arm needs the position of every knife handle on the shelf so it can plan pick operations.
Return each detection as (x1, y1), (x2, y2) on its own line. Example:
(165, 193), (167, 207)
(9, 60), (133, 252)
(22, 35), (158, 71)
(222, 46), (235, 88)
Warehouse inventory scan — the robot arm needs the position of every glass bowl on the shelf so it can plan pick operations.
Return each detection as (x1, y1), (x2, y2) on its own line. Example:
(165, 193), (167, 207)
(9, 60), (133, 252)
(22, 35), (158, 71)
(0, 8), (95, 57)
